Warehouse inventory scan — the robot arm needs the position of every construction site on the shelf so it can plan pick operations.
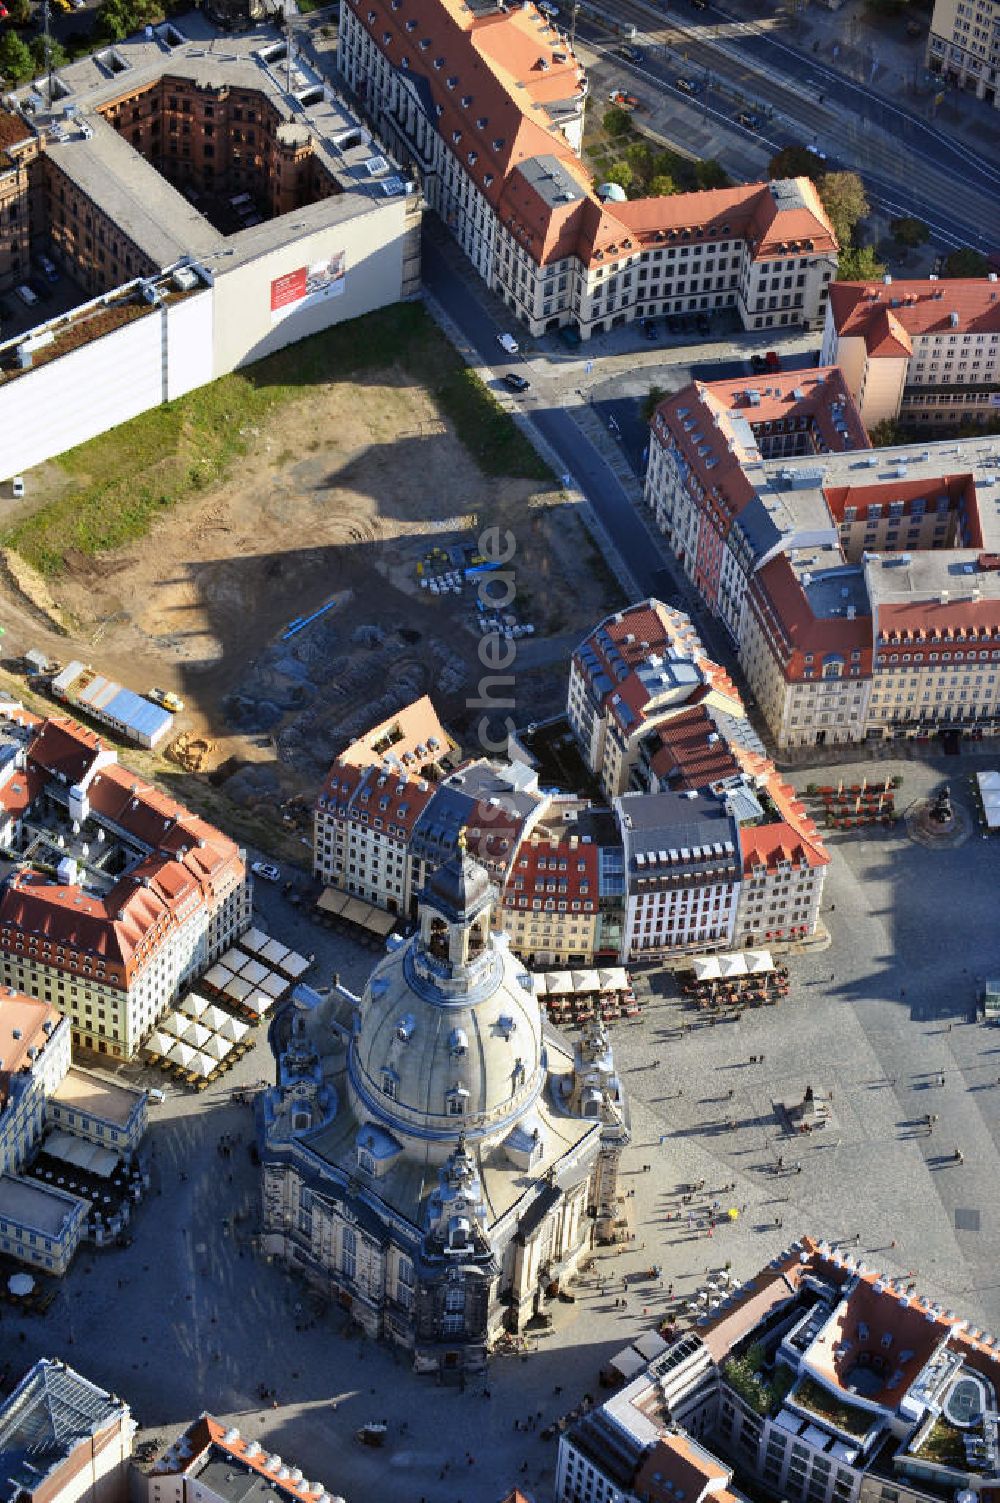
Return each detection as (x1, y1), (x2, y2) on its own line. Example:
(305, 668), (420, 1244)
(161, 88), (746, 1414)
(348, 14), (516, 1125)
(0, 358), (623, 854)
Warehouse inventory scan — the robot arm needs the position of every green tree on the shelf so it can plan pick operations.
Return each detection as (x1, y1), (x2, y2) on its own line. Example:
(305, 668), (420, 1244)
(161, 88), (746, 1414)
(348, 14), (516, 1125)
(648, 174), (675, 197)
(606, 161), (634, 192)
(942, 247), (988, 277)
(869, 417), (903, 447)
(890, 216), (929, 248)
(603, 106), (631, 138)
(29, 35), (68, 71)
(768, 144), (826, 182)
(626, 141), (653, 179)
(818, 170), (869, 247)
(837, 243), (887, 280)
(695, 158), (730, 189)
(0, 29), (34, 82)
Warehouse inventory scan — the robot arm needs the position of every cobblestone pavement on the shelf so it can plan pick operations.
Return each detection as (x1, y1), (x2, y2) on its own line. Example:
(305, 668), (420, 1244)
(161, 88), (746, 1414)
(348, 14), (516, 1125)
(4, 771), (1000, 1503)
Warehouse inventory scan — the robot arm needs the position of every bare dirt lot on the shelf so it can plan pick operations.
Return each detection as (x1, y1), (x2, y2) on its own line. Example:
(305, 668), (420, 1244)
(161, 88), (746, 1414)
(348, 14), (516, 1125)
(0, 362), (622, 845)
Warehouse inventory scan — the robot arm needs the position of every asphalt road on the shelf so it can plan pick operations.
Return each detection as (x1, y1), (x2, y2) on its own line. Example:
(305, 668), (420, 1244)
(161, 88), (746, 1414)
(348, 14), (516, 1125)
(422, 239), (677, 602)
(580, 0), (1000, 247)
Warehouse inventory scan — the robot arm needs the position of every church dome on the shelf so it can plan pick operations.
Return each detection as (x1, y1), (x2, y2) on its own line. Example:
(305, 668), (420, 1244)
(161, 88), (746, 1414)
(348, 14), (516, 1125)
(346, 853), (545, 1160)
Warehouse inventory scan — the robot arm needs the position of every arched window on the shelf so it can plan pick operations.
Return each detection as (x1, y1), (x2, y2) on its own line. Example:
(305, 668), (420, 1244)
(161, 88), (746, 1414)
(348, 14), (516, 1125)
(429, 916), (449, 961)
(468, 920), (485, 958)
(358, 1145), (376, 1175)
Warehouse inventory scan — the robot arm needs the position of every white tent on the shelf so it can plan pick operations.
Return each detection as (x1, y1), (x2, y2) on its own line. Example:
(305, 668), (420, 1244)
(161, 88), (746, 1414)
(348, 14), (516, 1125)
(243, 990), (274, 1016)
(202, 1034), (233, 1062)
(259, 937), (290, 966)
(224, 976), (252, 1002)
(188, 1051), (215, 1079)
(239, 957), (270, 986)
(279, 950), (311, 979)
(180, 1019), (213, 1049)
(718, 953), (744, 978)
(203, 963), (232, 991)
(260, 973), (288, 999)
(159, 1011), (187, 1037)
(598, 966), (629, 992)
(45, 1128), (118, 1177)
(571, 969), (601, 993)
(201, 1003), (231, 1033)
(529, 973), (546, 995)
(745, 950), (774, 975)
(218, 1015), (250, 1043)
(607, 1346), (646, 1381)
(179, 992), (209, 1020)
(546, 971), (573, 995)
(144, 1029), (174, 1057)
(167, 1040), (196, 1070)
(978, 770), (1000, 829)
(238, 926), (269, 955)
(693, 957), (721, 983)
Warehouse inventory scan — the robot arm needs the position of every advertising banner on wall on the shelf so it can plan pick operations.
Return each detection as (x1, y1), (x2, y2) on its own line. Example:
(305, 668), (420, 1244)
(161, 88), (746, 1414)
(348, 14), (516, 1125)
(269, 252), (346, 324)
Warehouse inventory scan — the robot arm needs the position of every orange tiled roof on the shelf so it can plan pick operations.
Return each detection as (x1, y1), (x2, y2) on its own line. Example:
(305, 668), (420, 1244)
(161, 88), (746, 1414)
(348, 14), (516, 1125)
(152, 1415), (325, 1503)
(0, 992), (63, 1111)
(634, 1434), (731, 1503)
(353, 0), (835, 268)
(27, 716), (104, 786)
(829, 277), (1000, 350)
(648, 704), (740, 789)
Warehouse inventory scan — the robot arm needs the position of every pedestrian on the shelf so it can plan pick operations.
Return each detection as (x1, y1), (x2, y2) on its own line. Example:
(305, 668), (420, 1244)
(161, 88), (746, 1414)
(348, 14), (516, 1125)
(854, 1231), (861, 1245)
(727, 1087), (735, 1099)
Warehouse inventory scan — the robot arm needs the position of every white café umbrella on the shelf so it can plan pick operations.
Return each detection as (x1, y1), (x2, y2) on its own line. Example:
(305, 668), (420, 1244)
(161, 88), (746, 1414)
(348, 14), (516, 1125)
(167, 1040), (196, 1070)
(202, 1034), (233, 1062)
(144, 1030), (173, 1057)
(8, 1272), (34, 1296)
(159, 1011), (186, 1038)
(181, 1020), (212, 1049)
(188, 1051), (215, 1079)
(218, 1014), (250, 1043)
(201, 1003), (230, 1033)
(180, 992), (209, 1020)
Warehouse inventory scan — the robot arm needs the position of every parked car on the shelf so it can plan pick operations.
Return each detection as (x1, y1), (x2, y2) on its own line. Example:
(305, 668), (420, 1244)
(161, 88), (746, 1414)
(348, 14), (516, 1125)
(147, 686), (185, 712)
(504, 371), (530, 391)
(15, 284), (38, 308)
(11, 477), (25, 499)
(251, 860), (281, 882)
(497, 331), (520, 354)
(675, 76), (697, 93)
(36, 255), (59, 283)
(146, 1088), (166, 1104)
(608, 89), (639, 109)
(734, 111), (760, 129)
(614, 45), (640, 61)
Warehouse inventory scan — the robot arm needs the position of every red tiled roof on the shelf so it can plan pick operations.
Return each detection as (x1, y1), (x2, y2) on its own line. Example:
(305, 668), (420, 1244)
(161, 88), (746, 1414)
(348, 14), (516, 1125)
(320, 760), (437, 840)
(823, 473), (976, 529)
(502, 823), (599, 910)
(354, 0), (834, 269)
(749, 555), (873, 680)
(575, 599), (727, 732)
(829, 278), (1000, 348)
(152, 1415), (324, 1503)
(0, 765), (46, 820)
(652, 370), (869, 516)
(649, 704), (740, 789)
(27, 716), (103, 786)
(634, 1434), (730, 1503)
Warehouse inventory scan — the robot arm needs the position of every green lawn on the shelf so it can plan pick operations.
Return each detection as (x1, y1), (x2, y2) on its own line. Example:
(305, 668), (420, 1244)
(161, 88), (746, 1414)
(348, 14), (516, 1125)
(5, 301), (552, 576)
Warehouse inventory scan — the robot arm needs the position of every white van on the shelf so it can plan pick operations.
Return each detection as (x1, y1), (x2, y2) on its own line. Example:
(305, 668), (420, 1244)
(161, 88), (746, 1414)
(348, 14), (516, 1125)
(146, 1087), (166, 1104)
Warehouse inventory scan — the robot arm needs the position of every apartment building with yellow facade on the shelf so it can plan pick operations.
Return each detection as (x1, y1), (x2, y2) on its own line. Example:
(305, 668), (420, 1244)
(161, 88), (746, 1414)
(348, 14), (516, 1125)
(927, 0), (1000, 105)
(821, 276), (1000, 431)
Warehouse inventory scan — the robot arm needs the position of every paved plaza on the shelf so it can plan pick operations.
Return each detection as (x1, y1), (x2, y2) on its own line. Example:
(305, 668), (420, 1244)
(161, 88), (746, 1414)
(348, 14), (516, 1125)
(4, 754), (1000, 1503)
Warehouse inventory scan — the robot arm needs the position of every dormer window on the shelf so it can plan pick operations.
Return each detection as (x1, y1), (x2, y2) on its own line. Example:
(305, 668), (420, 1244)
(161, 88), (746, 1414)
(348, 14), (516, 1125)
(382, 1067), (399, 1099)
(396, 1014), (414, 1042)
(446, 1086), (469, 1116)
(448, 1027), (468, 1058)
(461, 94), (472, 107)
(405, 16), (416, 27)
(358, 1145), (376, 1175)
(467, 151), (478, 165)
(476, 116), (488, 128)
(446, 75), (459, 88)
(452, 130), (462, 143)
